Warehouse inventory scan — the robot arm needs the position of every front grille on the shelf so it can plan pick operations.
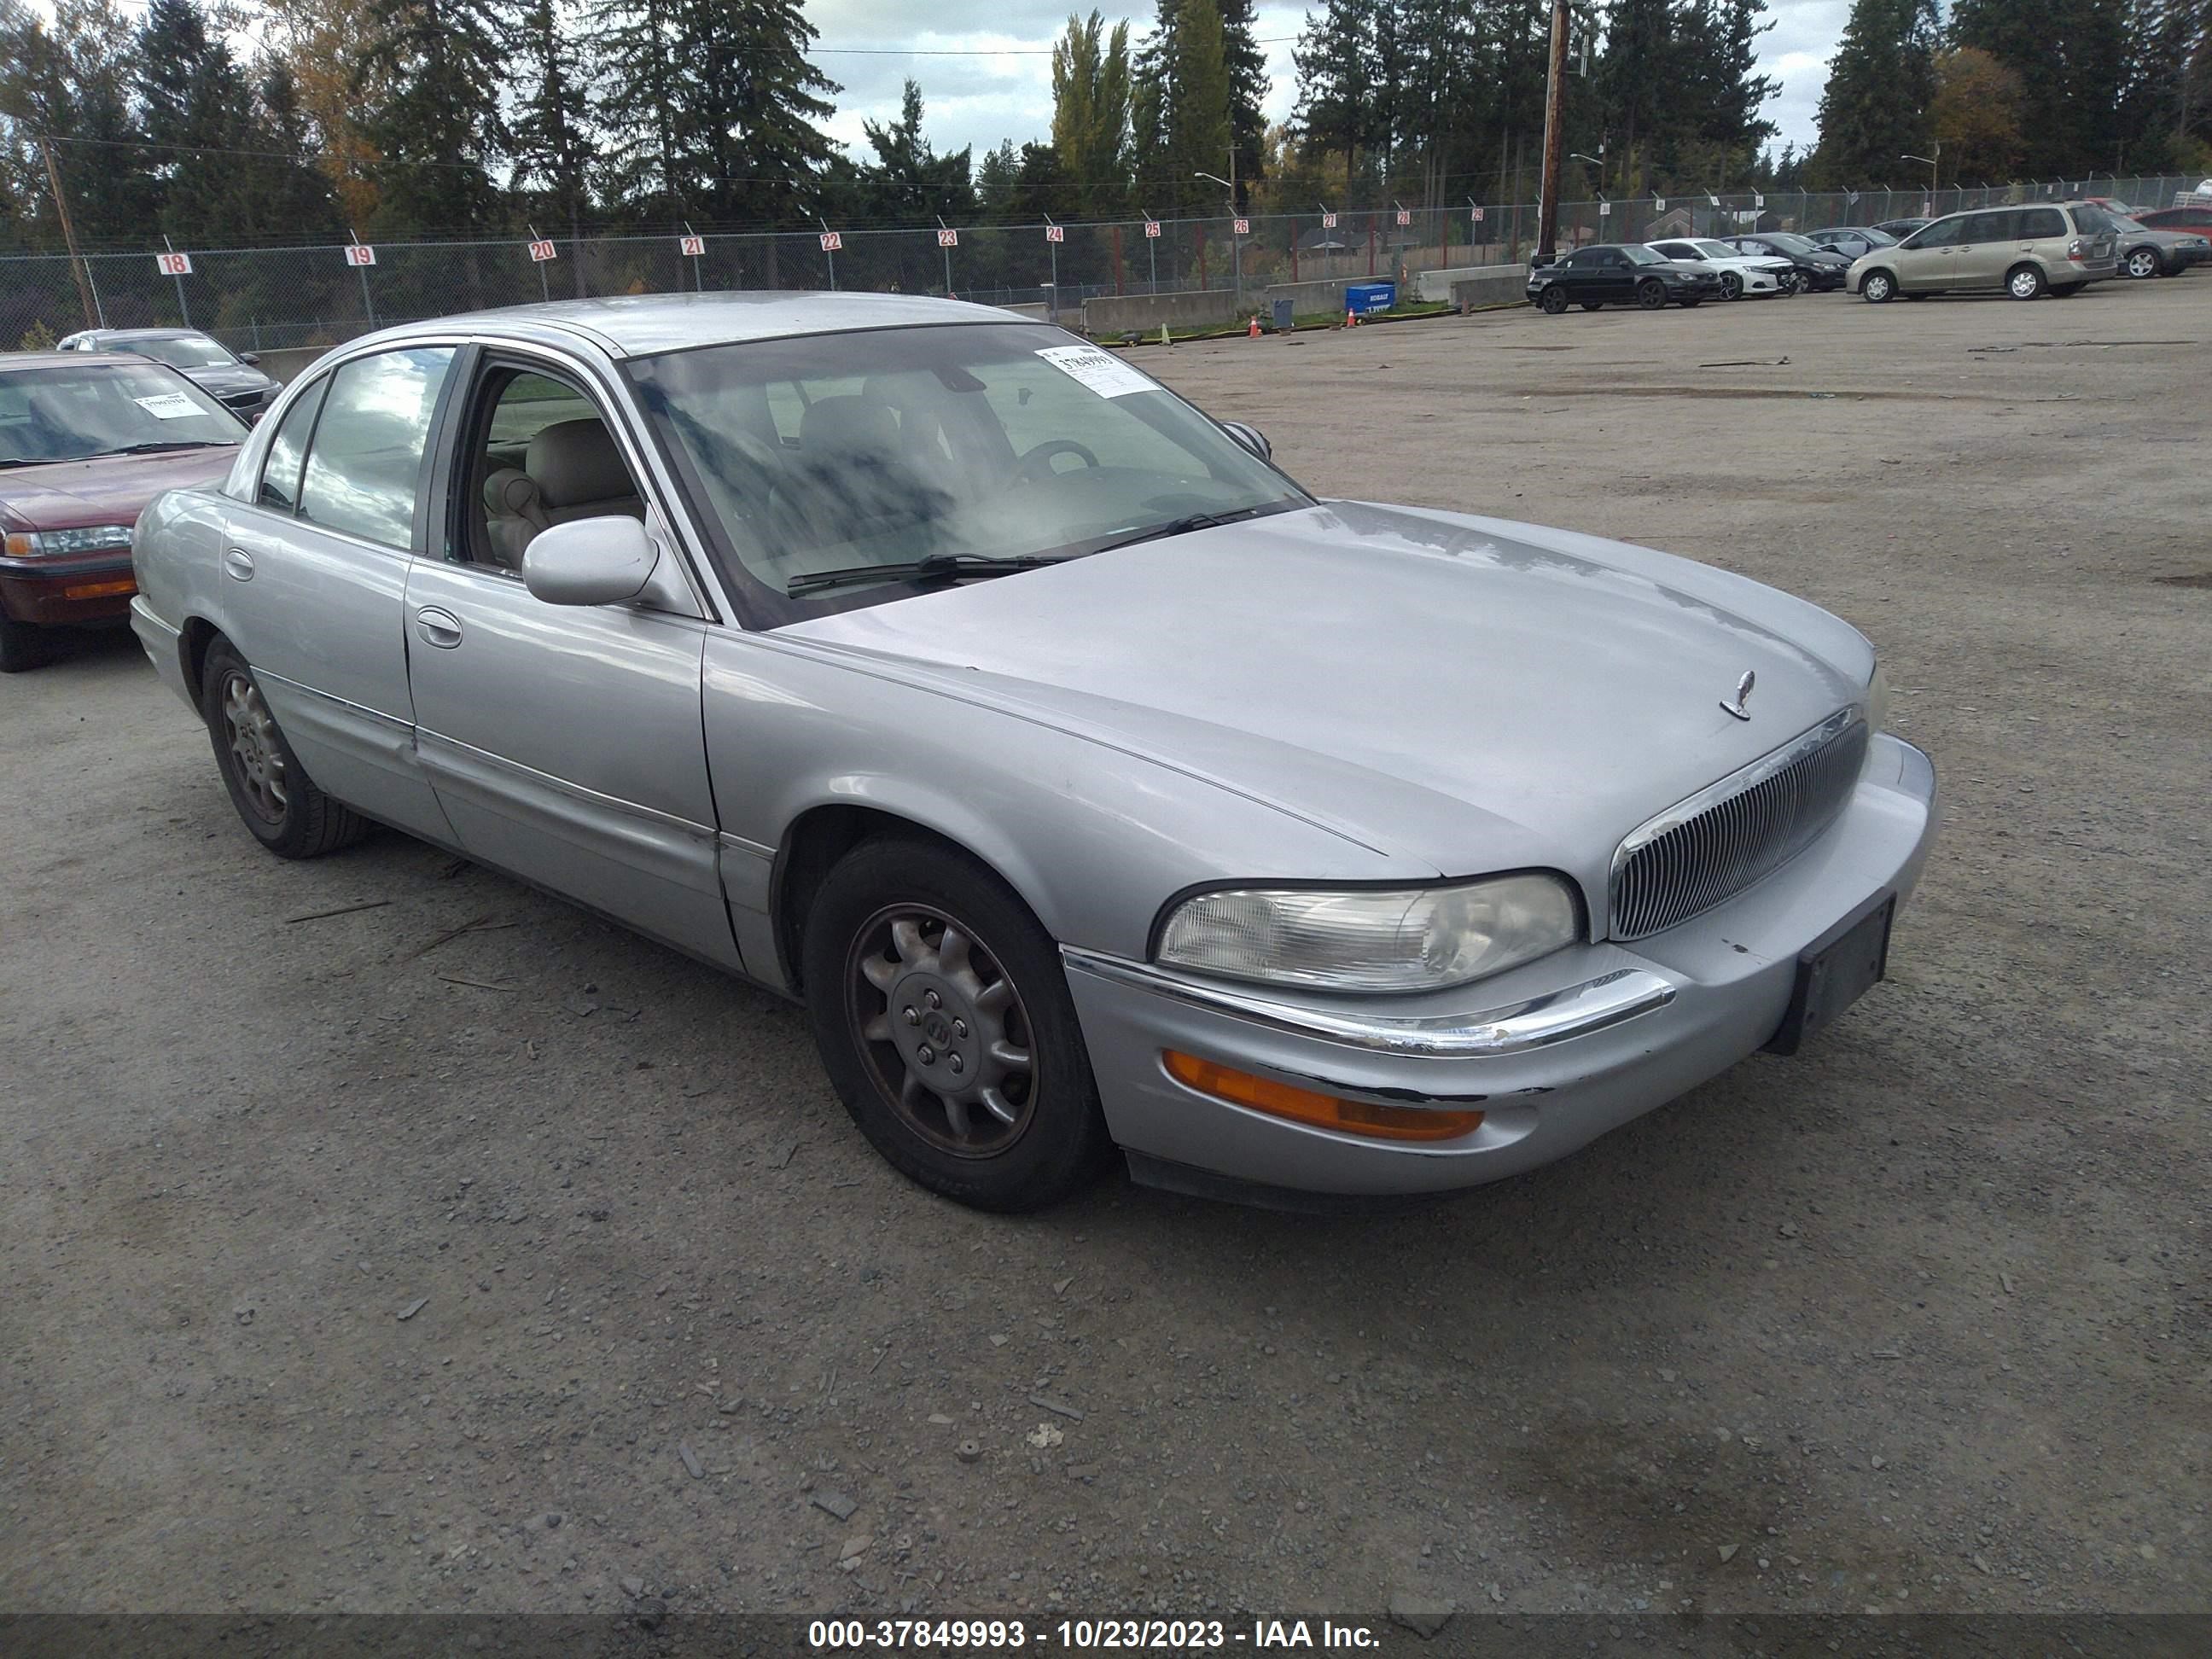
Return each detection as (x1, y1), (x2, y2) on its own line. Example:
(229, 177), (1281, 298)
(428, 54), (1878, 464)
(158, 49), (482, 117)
(219, 389), (263, 409)
(1610, 711), (1869, 940)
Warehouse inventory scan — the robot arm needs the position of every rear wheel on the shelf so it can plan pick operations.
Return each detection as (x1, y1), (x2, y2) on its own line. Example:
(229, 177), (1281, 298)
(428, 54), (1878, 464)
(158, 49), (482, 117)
(1636, 279), (1668, 311)
(801, 836), (1110, 1212)
(2123, 247), (2161, 280)
(1861, 269), (1896, 303)
(2006, 263), (2046, 300)
(201, 638), (369, 858)
(1539, 285), (1569, 315)
(0, 610), (50, 674)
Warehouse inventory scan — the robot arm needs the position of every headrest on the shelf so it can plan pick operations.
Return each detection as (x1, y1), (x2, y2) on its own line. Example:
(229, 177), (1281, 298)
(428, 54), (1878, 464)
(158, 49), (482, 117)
(527, 419), (634, 508)
(799, 395), (899, 462)
(483, 467), (541, 518)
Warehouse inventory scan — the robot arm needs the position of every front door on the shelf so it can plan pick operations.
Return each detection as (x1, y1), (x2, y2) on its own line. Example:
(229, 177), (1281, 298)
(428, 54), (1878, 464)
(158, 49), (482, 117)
(1949, 211), (2017, 288)
(213, 345), (458, 841)
(400, 354), (737, 969)
(1893, 218), (1967, 291)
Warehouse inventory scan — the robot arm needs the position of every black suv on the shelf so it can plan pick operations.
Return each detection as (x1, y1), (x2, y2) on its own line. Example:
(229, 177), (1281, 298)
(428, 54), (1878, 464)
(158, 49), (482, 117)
(1526, 244), (1724, 312)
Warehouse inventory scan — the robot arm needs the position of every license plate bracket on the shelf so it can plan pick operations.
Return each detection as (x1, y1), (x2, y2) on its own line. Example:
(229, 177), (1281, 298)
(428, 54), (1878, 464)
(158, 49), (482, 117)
(1763, 893), (1895, 1057)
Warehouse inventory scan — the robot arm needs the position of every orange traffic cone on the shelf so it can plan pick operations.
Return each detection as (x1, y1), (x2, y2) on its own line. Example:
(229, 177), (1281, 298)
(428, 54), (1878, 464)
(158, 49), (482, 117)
(1248, 316), (1261, 338)
(1344, 307), (1358, 328)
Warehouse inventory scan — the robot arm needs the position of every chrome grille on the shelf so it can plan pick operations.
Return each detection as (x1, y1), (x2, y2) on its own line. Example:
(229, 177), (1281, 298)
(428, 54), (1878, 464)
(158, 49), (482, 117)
(1610, 711), (1868, 940)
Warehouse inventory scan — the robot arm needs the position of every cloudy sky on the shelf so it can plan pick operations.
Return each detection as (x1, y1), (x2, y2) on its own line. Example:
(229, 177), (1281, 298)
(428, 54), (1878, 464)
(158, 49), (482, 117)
(806, 0), (1843, 173)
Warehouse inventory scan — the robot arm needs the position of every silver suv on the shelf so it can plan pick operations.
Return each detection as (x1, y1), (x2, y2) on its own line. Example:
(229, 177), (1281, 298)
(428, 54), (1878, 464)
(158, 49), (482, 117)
(1852, 203), (2119, 302)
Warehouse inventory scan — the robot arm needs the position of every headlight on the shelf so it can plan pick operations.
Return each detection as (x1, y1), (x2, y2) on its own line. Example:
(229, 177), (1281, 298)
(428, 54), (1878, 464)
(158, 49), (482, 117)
(3, 525), (133, 558)
(1155, 874), (1580, 994)
(1866, 661), (1891, 731)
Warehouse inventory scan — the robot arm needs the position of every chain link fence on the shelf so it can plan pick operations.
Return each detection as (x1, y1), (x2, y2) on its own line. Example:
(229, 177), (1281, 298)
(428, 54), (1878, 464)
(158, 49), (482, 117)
(6, 177), (2201, 357)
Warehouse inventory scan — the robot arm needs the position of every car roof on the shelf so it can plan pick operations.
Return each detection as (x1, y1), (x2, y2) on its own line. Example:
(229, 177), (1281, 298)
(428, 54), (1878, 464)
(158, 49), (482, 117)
(75, 327), (207, 341)
(343, 290), (1048, 361)
(0, 350), (150, 372)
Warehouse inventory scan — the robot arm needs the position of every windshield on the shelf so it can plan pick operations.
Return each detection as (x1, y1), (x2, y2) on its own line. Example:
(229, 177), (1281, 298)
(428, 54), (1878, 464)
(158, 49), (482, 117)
(121, 335), (242, 370)
(1692, 241), (1740, 259)
(1620, 244), (1664, 265)
(0, 361), (246, 466)
(629, 323), (1309, 625)
(1762, 233), (1816, 253)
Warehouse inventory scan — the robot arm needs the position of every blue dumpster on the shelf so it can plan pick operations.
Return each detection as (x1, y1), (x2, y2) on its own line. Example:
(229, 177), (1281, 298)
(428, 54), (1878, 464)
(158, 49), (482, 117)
(1345, 281), (1396, 315)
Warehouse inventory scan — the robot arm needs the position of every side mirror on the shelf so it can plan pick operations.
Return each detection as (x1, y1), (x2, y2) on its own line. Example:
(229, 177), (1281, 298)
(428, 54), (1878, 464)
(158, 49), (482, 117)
(240, 352), (261, 366)
(1220, 420), (1271, 463)
(522, 515), (661, 607)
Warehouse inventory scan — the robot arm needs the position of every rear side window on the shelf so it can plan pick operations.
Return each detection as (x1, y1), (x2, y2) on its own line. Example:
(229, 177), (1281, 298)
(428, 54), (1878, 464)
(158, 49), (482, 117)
(258, 378), (326, 512)
(297, 347), (455, 550)
(1962, 212), (2016, 243)
(2017, 207), (2066, 239)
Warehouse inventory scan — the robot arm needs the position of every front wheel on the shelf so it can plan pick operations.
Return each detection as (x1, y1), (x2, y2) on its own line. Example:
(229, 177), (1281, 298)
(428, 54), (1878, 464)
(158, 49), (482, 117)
(201, 638), (369, 858)
(1720, 271), (1743, 300)
(1636, 280), (1668, 311)
(801, 836), (1110, 1212)
(1539, 285), (1569, 315)
(2006, 263), (2047, 300)
(2123, 248), (2161, 280)
(1860, 270), (1896, 303)
(0, 610), (50, 673)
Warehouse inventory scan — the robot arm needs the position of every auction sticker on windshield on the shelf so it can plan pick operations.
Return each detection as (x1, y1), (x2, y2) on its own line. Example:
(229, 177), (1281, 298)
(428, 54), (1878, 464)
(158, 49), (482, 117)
(133, 393), (203, 420)
(1035, 345), (1155, 399)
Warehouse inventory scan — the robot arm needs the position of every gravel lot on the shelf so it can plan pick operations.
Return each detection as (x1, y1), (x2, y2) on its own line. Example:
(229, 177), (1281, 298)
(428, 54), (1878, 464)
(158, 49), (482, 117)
(2, 277), (2207, 1627)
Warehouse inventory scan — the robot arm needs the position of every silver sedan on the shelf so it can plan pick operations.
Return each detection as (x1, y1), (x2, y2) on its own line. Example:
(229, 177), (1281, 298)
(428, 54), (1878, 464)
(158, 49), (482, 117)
(130, 293), (1937, 1210)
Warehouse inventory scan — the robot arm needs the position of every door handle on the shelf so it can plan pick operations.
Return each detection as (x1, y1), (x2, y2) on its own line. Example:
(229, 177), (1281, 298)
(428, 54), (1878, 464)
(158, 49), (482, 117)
(222, 547), (254, 580)
(415, 607), (463, 649)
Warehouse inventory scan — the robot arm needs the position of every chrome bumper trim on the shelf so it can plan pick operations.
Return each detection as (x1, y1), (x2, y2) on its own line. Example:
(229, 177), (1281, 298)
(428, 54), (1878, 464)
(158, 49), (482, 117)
(1060, 948), (1677, 1058)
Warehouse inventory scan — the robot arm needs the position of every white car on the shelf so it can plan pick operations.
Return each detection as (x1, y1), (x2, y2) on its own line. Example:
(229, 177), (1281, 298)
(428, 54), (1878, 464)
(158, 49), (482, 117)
(1644, 239), (1796, 300)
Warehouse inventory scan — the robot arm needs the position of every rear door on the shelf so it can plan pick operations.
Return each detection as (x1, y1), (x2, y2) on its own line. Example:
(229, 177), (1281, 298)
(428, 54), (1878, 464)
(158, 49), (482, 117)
(399, 348), (737, 969)
(214, 345), (459, 841)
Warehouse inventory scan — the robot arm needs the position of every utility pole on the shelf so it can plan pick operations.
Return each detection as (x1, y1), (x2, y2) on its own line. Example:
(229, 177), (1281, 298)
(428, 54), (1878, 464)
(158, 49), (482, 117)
(1536, 0), (1570, 263)
(38, 138), (98, 329)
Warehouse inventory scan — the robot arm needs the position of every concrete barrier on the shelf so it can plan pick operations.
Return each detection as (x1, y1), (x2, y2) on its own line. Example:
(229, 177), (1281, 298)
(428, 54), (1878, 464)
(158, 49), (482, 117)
(1079, 288), (1239, 337)
(253, 345), (335, 384)
(1449, 271), (1529, 311)
(998, 303), (1053, 323)
(1260, 279), (1348, 319)
(1416, 263), (1524, 303)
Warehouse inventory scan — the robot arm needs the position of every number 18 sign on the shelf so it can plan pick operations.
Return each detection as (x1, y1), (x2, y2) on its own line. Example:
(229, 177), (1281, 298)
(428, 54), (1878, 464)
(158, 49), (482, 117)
(155, 251), (194, 276)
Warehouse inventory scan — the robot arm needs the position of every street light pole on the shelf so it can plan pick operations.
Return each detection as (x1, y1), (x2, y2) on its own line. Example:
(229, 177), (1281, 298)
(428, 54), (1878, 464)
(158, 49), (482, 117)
(1196, 170), (1238, 295)
(1901, 145), (1940, 203)
(1535, 0), (1570, 262)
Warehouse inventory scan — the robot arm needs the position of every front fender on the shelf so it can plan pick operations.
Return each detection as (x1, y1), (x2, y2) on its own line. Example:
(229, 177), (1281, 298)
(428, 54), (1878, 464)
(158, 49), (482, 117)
(701, 630), (1424, 973)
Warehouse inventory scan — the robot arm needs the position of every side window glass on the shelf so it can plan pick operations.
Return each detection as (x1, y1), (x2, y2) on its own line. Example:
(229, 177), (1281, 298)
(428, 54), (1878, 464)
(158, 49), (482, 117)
(2017, 208), (2064, 239)
(297, 346), (455, 550)
(257, 377), (326, 513)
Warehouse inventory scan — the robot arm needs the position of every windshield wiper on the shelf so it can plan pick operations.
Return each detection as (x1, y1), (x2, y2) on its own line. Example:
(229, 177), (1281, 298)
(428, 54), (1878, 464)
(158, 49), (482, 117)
(787, 553), (1062, 597)
(101, 439), (230, 456)
(1086, 503), (1277, 557)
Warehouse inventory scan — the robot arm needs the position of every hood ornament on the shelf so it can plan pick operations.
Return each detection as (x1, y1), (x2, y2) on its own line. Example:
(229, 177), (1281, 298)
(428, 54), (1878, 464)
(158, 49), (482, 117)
(1720, 670), (1756, 721)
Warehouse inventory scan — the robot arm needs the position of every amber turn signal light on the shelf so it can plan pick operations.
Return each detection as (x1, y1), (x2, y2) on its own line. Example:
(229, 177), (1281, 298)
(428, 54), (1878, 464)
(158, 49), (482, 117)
(62, 579), (137, 601)
(1162, 1051), (1482, 1144)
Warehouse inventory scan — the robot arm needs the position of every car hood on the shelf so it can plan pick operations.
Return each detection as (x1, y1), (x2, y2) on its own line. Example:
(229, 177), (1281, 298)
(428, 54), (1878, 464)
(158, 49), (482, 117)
(2128, 227), (2203, 247)
(181, 364), (278, 396)
(777, 503), (1873, 893)
(0, 448), (239, 533)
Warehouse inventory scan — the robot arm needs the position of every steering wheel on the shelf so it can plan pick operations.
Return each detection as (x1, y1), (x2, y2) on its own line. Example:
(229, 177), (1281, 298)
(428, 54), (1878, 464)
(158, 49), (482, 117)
(1011, 438), (1101, 486)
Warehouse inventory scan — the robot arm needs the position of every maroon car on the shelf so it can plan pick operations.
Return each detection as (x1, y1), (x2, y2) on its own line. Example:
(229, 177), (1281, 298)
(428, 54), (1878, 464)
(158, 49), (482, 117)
(1, 352), (246, 671)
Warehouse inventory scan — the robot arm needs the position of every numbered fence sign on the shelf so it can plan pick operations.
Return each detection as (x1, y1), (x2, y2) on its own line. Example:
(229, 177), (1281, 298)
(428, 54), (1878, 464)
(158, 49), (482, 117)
(1143, 220), (1161, 239)
(936, 228), (958, 247)
(527, 240), (558, 262)
(1394, 208), (1412, 226)
(1231, 218), (1249, 236)
(1321, 211), (1337, 229)
(1045, 224), (1065, 243)
(1470, 206), (1485, 222)
(679, 235), (705, 257)
(344, 243), (376, 267)
(1598, 201), (1612, 217)
(155, 251), (194, 276)
(818, 230), (842, 253)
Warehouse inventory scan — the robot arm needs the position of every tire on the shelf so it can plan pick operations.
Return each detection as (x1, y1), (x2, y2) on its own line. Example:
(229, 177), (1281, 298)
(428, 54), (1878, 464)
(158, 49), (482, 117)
(1720, 271), (1743, 300)
(200, 637), (369, 859)
(1578, 301), (1604, 311)
(2006, 263), (2046, 300)
(0, 609), (51, 673)
(1636, 279), (1668, 311)
(1539, 285), (1569, 315)
(2123, 247), (2161, 280)
(800, 835), (1110, 1212)
(1860, 270), (1896, 303)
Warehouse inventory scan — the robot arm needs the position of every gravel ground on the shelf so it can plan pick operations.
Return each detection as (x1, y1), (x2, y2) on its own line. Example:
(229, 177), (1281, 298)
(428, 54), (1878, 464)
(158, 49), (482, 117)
(1, 276), (2206, 1626)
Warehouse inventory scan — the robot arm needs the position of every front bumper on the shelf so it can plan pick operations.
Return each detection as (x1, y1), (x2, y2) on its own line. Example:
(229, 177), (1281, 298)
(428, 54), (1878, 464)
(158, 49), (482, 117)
(1066, 734), (1937, 1200)
(0, 551), (137, 626)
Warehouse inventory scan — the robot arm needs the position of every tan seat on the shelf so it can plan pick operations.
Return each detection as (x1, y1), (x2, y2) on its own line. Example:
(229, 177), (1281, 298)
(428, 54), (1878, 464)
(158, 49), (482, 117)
(481, 419), (645, 568)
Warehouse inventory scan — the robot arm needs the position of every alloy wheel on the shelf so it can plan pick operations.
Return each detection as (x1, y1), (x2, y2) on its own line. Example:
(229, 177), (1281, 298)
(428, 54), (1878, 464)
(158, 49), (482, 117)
(844, 903), (1036, 1159)
(220, 669), (288, 824)
(2127, 249), (2159, 278)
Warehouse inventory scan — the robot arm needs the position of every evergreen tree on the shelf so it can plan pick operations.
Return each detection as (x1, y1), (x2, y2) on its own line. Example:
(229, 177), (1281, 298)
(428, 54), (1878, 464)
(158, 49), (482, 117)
(1219, 0), (1270, 204)
(509, 0), (596, 246)
(139, 0), (269, 242)
(356, 0), (509, 234)
(1950, 0), (2128, 175)
(1134, 0), (1236, 216)
(1811, 0), (1939, 186)
(1051, 11), (1132, 207)
(856, 79), (975, 222)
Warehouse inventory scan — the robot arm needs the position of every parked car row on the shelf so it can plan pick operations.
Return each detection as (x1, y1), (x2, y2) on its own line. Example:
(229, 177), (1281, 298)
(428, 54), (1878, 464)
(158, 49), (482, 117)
(55, 328), (282, 418)
(1527, 200), (2207, 316)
